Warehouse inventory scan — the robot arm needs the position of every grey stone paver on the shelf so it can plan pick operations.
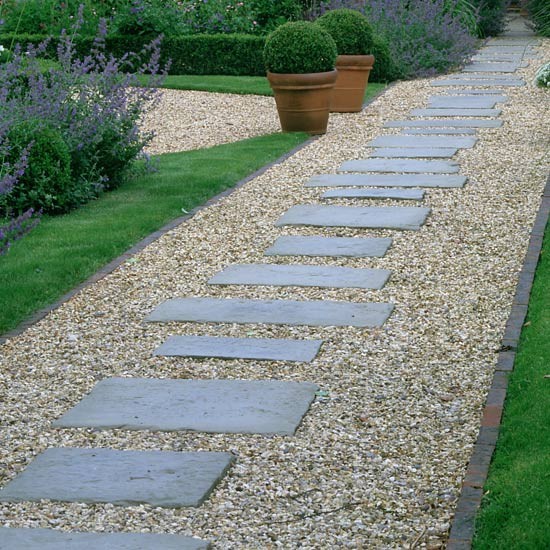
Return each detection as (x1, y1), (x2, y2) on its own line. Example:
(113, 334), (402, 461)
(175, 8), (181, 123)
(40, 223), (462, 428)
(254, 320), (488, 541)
(53, 378), (319, 435)
(370, 147), (458, 158)
(385, 119), (502, 128)
(154, 335), (323, 362)
(264, 235), (392, 258)
(0, 448), (234, 508)
(340, 159), (460, 173)
(306, 173), (466, 188)
(275, 205), (430, 230)
(430, 78), (525, 87)
(209, 263), (391, 290)
(463, 62), (523, 72)
(482, 45), (537, 52)
(146, 297), (394, 328)
(367, 135), (477, 149)
(401, 128), (477, 135)
(0, 528), (210, 550)
(427, 96), (505, 108)
(410, 108), (501, 117)
(446, 89), (511, 95)
(322, 188), (425, 200)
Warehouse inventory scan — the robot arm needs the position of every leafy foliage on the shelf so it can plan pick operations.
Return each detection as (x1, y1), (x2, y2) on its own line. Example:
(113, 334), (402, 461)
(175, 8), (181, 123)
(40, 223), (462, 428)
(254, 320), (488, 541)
(316, 8), (375, 55)
(471, 0), (510, 37)
(534, 62), (550, 87)
(527, 0), (550, 37)
(263, 21), (337, 74)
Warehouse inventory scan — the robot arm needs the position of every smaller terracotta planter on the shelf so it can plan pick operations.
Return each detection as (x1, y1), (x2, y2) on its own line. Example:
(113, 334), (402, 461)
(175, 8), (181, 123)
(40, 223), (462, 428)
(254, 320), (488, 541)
(267, 70), (338, 135)
(331, 54), (375, 113)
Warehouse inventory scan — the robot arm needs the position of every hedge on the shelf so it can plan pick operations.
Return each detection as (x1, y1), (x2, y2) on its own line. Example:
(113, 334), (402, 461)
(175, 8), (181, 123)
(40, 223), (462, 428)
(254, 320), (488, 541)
(0, 32), (395, 80)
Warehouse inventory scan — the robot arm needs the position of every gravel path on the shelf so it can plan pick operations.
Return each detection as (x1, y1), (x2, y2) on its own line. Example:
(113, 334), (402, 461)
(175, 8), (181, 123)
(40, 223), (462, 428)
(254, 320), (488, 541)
(0, 35), (549, 549)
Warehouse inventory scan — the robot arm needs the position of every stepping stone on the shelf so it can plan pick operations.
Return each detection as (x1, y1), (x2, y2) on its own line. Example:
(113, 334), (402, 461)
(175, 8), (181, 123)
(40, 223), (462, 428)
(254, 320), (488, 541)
(482, 46), (537, 52)
(428, 96), (504, 108)
(401, 128), (477, 135)
(0, 448), (234, 508)
(410, 108), (501, 117)
(340, 159), (460, 173)
(154, 335), (322, 362)
(264, 235), (392, 258)
(53, 378), (319, 435)
(447, 89), (510, 95)
(276, 205), (430, 230)
(370, 147), (458, 158)
(430, 78), (525, 87)
(367, 135), (477, 149)
(209, 263), (391, 290)
(385, 119), (502, 128)
(0, 528), (210, 550)
(463, 62), (523, 72)
(306, 173), (466, 188)
(322, 188), (425, 200)
(146, 297), (394, 328)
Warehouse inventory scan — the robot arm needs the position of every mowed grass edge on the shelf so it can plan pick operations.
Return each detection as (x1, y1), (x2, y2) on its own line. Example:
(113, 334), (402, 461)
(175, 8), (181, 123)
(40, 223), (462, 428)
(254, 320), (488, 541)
(0, 131), (307, 334)
(473, 219), (550, 548)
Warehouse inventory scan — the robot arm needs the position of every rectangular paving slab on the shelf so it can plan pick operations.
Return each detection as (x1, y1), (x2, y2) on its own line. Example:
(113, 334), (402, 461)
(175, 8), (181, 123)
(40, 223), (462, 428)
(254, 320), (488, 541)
(367, 135), (477, 148)
(401, 128), (477, 135)
(339, 159), (460, 173)
(385, 119), (502, 128)
(463, 62), (523, 72)
(306, 173), (466, 188)
(53, 378), (319, 435)
(208, 263), (391, 290)
(0, 448), (234, 508)
(369, 147), (458, 158)
(430, 78), (525, 87)
(0, 528), (210, 550)
(276, 204), (430, 230)
(410, 108), (501, 117)
(322, 188), (424, 200)
(447, 89), (511, 95)
(428, 96), (504, 108)
(146, 297), (394, 328)
(264, 235), (392, 258)
(154, 335), (323, 362)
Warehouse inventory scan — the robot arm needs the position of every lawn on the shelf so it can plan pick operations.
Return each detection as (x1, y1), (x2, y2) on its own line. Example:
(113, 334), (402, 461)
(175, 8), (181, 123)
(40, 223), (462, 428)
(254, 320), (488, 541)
(0, 132), (308, 335)
(473, 220), (550, 548)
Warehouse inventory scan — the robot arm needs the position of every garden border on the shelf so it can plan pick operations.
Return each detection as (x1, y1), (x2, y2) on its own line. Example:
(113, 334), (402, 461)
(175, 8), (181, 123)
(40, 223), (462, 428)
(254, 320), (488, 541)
(447, 171), (550, 549)
(0, 84), (391, 346)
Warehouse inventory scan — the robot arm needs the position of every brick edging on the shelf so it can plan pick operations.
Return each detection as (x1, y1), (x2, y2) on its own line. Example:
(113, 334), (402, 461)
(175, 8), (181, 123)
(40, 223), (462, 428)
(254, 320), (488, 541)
(0, 83), (392, 346)
(446, 172), (550, 549)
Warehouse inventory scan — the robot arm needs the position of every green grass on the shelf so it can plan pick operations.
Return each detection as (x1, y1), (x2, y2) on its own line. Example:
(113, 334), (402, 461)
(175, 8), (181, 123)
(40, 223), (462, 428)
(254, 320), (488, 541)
(0, 132), (307, 334)
(141, 74), (387, 101)
(473, 220), (550, 549)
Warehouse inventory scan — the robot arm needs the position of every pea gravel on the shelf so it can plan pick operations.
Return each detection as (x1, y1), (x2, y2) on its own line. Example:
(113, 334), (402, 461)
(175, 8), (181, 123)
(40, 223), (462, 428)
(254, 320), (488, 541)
(0, 38), (548, 548)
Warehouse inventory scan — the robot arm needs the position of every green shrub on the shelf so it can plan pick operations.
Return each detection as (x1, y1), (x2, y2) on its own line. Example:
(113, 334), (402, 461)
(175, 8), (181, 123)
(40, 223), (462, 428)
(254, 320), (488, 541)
(472, 0), (509, 37)
(248, 0), (304, 33)
(316, 8), (375, 55)
(369, 34), (402, 82)
(2, 121), (95, 215)
(527, 0), (550, 37)
(263, 21), (337, 74)
(534, 62), (550, 87)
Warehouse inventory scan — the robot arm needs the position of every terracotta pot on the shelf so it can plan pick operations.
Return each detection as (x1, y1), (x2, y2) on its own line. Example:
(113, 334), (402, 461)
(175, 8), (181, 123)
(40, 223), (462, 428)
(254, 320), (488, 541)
(331, 54), (375, 113)
(267, 70), (337, 135)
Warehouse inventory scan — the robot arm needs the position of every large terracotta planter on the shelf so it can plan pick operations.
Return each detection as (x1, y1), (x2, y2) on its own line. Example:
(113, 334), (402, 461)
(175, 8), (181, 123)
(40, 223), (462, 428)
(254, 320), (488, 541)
(267, 70), (337, 135)
(331, 54), (375, 113)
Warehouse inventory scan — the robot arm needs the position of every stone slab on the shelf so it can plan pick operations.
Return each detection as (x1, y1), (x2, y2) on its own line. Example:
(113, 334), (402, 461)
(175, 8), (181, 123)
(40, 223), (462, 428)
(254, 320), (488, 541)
(264, 235), (392, 258)
(0, 448), (234, 508)
(306, 173), (466, 188)
(463, 62), (523, 72)
(276, 204), (430, 230)
(54, 378), (319, 435)
(385, 119), (502, 128)
(428, 96), (504, 108)
(370, 147), (458, 158)
(0, 528), (210, 550)
(322, 188), (425, 200)
(401, 128), (477, 135)
(340, 159), (460, 173)
(410, 108), (501, 117)
(367, 135), (477, 148)
(209, 263), (391, 290)
(446, 89), (510, 95)
(482, 45), (537, 52)
(430, 78), (525, 87)
(154, 335), (322, 362)
(146, 297), (394, 328)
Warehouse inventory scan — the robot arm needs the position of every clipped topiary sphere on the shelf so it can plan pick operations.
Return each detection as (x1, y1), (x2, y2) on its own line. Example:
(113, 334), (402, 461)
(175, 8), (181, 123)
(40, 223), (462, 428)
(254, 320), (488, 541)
(316, 8), (375, 56)
(263, 21), (337, 74)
